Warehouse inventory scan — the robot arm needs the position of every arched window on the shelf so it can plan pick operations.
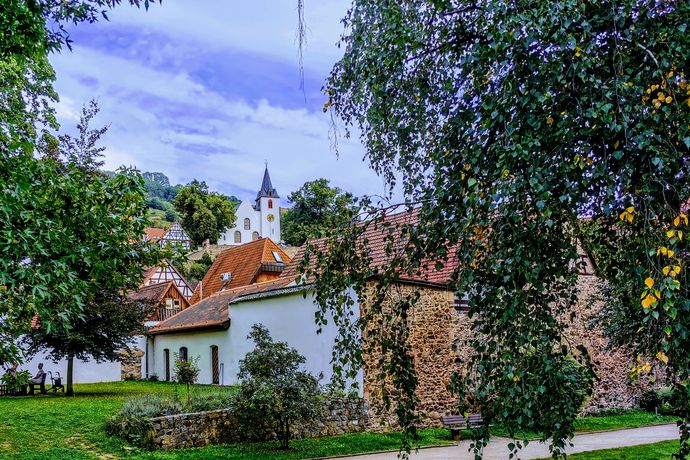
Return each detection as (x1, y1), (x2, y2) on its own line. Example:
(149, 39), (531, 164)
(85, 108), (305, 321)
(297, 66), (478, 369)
(268, 199), (273, 209)
(252, 231), (260, 241)
(244, 218), (251, 230)
(179, 346), (188, 362)
(234, 231), (241, 244)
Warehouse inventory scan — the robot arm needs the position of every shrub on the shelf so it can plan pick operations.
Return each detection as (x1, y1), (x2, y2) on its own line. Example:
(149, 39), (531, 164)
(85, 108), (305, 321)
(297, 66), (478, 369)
(1, 370), (30, 394)
(639, 387), (674, 413)
(106, 395), (183, 448)
(173, 354), (200, 404)
(232, 324), (322, 449)
(188, 393), (235, 412)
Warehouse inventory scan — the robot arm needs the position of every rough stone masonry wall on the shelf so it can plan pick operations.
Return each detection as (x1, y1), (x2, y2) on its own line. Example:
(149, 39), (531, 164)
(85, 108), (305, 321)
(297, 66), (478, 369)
(566, 274), (653, 413)
(148, 398), (369, 450)
(360, 282), (471, 429)
(119, 347), (144, 380)
(360, 276), (651, 429)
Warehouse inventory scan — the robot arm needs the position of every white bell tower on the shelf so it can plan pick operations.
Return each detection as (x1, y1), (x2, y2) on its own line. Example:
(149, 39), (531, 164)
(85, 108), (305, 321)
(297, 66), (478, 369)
(255, 164), (281, 243)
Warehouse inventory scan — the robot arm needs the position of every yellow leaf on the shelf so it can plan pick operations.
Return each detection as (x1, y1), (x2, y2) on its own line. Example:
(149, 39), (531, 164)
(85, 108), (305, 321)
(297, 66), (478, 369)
(645, 277), (655, 289)
(619, 212), (627, 221)
(682, 214), (689, 225)
(672, 266), (681, 277)
(665, 96), (673, 104)
(668, 250), (675, 259)
(546, 116), (554, 125)
(658, 246), (668, 256)
(656, 351), (669, 364)
(642, 294), (657, 309)
(614, 140), (620, 149)
(678, 231), (684, 241)
(667, 230), (675, 238)
(627, 213), (634, 223)
(626, 206), (635, 213)
(663, 266), (671, 276)
(674, 216), (681, 227)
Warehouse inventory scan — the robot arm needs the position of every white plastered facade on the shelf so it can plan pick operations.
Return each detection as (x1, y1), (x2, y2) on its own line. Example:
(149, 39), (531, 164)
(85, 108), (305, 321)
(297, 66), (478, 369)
(149, 290), (362, 392)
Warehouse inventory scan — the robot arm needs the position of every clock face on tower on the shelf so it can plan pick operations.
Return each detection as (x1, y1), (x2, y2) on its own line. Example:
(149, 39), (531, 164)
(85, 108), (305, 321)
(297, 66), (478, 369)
(266, 214), (275, 223)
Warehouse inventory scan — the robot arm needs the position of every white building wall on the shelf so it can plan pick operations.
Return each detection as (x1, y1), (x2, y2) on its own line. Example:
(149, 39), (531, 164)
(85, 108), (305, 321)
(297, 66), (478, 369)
(20, 335), (147, 383)
(151, 292), (362, 391)
(219, 201), (261, 245)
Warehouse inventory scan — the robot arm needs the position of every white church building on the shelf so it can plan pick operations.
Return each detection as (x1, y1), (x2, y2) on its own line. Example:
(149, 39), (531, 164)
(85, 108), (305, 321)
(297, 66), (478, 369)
(220, 167), (281, 245)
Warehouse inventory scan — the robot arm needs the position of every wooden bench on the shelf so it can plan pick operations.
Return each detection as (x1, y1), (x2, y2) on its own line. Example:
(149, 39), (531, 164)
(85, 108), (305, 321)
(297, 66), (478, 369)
(442, 414), (483, 440)
(29, 373), (47, 395)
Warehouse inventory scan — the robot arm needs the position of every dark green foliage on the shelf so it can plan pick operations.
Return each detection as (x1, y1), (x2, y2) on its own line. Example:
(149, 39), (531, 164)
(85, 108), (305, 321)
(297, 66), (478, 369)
(174, 180), (237, 246)
(1, 370), (30, 393)
(282, 179), (358, 246)
(233, 324), (322, 449)
(310, 0), (690, 458)
(187, 253), (215, 283)
(0, 0), (160, 374)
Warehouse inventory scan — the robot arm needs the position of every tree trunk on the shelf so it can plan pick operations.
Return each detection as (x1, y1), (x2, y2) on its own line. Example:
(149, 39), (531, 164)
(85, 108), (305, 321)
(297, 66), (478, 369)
(66, 355), (74, 396)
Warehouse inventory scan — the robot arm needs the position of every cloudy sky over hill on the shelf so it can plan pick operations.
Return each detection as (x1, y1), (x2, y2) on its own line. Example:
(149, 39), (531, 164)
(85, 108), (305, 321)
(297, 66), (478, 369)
(51, 1), (392, 201)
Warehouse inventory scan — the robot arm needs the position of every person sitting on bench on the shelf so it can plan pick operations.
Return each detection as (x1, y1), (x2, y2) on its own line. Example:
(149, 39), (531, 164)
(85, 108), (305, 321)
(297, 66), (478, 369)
(29, 363), (46, 394)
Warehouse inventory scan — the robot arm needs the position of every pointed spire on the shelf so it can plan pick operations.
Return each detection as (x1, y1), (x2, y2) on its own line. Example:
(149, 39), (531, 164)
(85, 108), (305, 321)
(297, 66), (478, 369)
(256, 164), (279, 200)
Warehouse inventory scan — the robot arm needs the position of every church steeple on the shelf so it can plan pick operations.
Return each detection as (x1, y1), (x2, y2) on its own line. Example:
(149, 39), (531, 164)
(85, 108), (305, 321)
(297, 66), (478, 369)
(256, 165), (279, 200)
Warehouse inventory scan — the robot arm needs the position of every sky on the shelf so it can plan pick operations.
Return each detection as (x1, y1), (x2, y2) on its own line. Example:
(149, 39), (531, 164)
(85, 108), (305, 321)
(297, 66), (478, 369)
(50, 0), (391, 203)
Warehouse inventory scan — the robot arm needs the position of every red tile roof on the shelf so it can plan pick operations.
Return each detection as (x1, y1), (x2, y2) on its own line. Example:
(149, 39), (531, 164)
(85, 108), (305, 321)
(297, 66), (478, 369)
(129, 281), (173, 303)
(281, 210), (459, 287)
(149, 276), (297, 335)
(150, 210), (459, 335)
(144, 227), (166, 242)
(189, 238), (291, 304)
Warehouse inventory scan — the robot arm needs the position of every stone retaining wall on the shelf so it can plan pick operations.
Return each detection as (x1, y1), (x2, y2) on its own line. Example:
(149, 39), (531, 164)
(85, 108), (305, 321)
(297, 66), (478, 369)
(148, 398), (369, 450)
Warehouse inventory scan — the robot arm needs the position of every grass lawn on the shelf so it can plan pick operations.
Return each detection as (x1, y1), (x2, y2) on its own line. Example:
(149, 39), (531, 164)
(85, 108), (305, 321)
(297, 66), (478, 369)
(0, 382), (680, 459)
(547, 440), (679, 459)
(490, 410), (679, 440)
(0, 381), (450, 460)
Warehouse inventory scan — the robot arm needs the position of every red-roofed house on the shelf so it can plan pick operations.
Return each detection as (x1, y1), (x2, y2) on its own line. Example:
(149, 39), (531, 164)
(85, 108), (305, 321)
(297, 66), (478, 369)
(189, 238), (290, 304)
(144, 210), (637, 423)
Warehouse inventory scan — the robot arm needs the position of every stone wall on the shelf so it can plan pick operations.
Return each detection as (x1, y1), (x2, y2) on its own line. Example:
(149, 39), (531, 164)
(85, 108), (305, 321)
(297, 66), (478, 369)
(119, 347), (144, 380)
(148, 398), (369, 450)
(359, 275), (650, 429)
(567, 274), (653, 412)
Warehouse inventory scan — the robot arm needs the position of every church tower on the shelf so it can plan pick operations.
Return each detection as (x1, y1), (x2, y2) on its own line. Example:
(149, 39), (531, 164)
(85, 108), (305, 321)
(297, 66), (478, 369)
(255, 166), (281, 243)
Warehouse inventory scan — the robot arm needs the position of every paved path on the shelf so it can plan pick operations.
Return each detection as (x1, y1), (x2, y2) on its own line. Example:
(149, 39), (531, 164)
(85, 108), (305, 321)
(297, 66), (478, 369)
(339, 424), (679, 460)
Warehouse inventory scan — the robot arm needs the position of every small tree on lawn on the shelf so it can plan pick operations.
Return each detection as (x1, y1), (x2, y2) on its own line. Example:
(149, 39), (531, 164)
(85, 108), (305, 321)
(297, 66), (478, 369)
(173, 354), (199, 404)
(233, 324), (322, 449)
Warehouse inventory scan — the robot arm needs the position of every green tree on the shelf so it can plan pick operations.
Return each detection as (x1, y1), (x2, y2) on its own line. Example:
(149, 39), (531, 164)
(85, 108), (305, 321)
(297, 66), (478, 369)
(282, 179), (357, 246)
(173, 354), (200, 404)
(305, 1), (690, 458)
(0, 0), (159, 369)
(174, 180), (236, 246)
(233, 324), (322, 449)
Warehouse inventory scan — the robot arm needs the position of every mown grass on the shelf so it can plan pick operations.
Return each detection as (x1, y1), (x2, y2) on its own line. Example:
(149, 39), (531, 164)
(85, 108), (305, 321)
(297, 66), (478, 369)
(552, 440), (679, 459)
(489, 410), (679, 440)
(0, 382), (680, 459)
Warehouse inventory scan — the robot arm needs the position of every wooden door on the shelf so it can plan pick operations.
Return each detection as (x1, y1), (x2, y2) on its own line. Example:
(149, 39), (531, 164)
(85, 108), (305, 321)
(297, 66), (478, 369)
(211, 346), (219, 384)
(164, 349), (170, 381)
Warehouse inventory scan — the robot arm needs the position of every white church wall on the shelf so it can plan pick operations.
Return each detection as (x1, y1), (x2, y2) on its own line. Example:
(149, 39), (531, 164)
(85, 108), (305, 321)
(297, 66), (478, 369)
(150, 291), (363, 391)
(219, 201), (262, 245)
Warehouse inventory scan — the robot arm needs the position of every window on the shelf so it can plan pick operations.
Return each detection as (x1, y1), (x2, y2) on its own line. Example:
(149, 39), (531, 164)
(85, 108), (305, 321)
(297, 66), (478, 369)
(244, 218), (251, 230)
(179, 346), (188, 362)
(165, 298), (174, 310)
(268, 199), (273, 209)
(252, 231), (260, 241)
(173, 299), (181, 309)
(453, 292), (470, 313)
(234, 231), (241, 244)
(272, 250), (284, 263)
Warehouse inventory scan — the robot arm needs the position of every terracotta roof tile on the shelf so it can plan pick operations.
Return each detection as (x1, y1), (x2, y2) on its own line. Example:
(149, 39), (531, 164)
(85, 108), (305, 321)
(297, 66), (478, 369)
(144, 227), (166, 242)
(281, 210), (459, 287)
(129, 281), (173, 302)
(189, 238), (291, 304)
